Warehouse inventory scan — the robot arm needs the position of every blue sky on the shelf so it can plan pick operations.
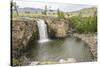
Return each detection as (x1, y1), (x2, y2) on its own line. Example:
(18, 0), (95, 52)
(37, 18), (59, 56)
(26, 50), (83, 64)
(13, 0), (95, 12)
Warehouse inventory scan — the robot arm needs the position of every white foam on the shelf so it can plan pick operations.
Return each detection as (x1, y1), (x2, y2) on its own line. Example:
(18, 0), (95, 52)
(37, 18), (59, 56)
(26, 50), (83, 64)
(38, 39), (50, 43)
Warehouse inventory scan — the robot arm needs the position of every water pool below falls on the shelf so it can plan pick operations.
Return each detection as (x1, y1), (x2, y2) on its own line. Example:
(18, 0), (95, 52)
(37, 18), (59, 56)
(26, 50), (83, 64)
(26, 36), (93, 64)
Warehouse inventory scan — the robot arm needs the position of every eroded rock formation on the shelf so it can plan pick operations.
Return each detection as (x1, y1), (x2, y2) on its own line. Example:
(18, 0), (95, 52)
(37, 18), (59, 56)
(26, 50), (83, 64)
(46, 18), (69, 38)
(12, 17), (37, 50)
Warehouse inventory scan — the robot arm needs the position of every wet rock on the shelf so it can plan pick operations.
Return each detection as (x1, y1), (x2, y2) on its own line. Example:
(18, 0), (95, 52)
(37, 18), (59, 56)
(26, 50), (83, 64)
(59, 58), (76, 63)
(67, 58), (76, 63)
(29, 61), (40, 65)
(59, 59), (67, 63)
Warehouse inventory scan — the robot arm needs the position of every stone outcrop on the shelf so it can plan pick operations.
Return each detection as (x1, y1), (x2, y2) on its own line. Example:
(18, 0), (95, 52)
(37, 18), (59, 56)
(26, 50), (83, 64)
(46, 18), (69, 38)
(12, 17), (37, 50)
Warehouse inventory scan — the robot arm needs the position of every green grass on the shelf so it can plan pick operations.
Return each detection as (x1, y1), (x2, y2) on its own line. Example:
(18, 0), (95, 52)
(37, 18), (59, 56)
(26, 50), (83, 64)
(69, 15), (97, 33)
(12, 12), (58, 18)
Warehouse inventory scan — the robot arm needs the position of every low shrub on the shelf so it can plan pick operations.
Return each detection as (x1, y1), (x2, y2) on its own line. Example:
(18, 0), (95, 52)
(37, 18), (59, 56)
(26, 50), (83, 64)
(69, 16), (97, 33)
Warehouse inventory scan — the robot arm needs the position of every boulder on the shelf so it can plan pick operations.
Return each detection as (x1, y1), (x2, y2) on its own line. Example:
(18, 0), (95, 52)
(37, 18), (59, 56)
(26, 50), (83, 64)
(59, 58), (76, 63)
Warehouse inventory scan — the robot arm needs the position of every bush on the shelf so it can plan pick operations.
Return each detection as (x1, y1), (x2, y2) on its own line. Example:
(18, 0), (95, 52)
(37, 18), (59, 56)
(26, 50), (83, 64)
(69, 16), (97, 33)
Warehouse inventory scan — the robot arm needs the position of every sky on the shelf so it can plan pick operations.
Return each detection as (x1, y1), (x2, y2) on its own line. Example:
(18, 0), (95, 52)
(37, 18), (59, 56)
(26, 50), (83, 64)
(13, 0), (96, 12)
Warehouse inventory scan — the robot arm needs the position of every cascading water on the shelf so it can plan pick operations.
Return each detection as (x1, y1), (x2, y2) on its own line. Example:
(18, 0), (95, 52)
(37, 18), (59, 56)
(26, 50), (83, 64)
(37, 19), (49, 43)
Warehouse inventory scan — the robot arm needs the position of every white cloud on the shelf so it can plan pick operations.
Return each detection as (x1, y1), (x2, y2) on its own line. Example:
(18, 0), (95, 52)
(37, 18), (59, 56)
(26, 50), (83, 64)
(12, 0), (96, 12)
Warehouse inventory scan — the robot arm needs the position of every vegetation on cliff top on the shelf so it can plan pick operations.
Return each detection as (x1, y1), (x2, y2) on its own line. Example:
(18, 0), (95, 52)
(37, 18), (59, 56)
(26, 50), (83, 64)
(69, 16), (97, 33)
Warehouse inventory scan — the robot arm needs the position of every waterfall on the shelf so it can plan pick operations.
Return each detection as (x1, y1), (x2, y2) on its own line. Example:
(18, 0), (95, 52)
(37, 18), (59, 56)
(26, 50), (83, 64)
(37, 19), (49, 43)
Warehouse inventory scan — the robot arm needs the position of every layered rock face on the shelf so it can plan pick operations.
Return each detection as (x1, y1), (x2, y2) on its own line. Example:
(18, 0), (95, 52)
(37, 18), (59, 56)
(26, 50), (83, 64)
(12, 18), (37, 50)
(46, 19), (69, 38)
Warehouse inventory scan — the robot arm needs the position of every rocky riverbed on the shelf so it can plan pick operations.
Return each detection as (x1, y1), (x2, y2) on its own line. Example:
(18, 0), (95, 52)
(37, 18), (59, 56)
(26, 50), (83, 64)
(73, 33), (97, 61)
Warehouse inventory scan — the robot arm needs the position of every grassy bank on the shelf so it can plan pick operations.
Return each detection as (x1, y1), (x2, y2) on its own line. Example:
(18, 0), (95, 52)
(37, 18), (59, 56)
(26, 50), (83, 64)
(68, 15), (97, 33)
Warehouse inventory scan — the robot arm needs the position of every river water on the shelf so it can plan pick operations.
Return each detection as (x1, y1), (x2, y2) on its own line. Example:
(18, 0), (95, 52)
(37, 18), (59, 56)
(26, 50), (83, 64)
(25, 36), (93, 65)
